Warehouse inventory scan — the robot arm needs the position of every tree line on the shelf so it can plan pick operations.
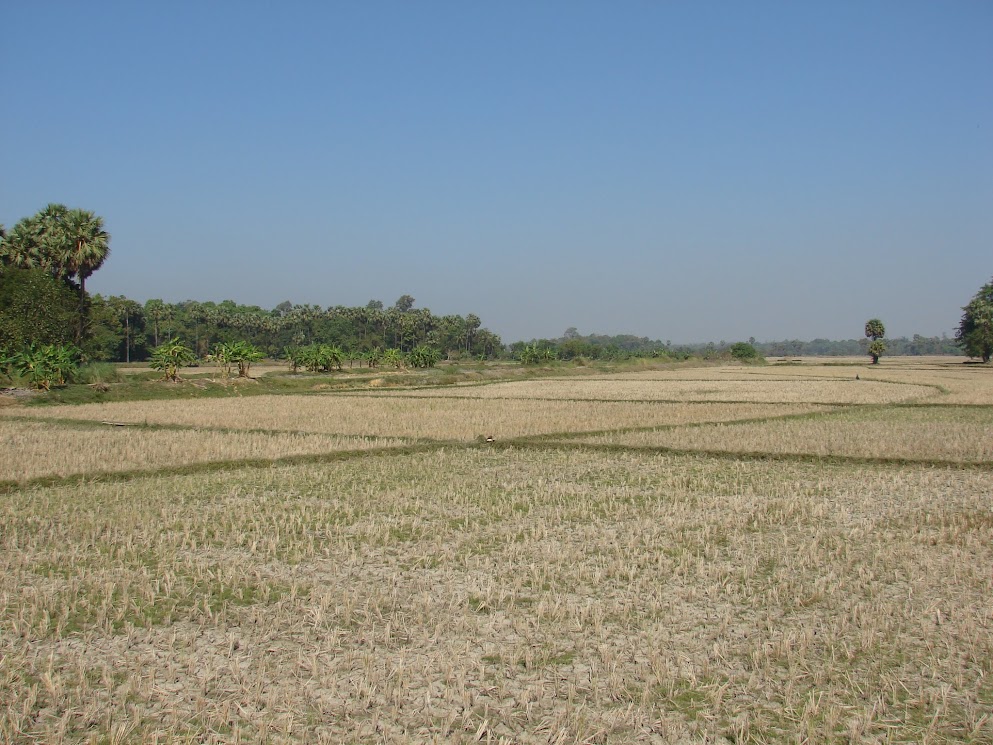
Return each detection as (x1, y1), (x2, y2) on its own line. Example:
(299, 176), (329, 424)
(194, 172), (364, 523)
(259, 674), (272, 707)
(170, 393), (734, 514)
(2, 205), (992, 377)
(513, 329), (966, 362)
(83, 295), (503, 363)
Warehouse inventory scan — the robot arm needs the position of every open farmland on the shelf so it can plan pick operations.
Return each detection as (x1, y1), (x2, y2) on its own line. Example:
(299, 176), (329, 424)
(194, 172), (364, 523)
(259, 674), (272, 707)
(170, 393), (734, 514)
(1, 397), (826, 445)
(0, 420), (409, 482)
(1, 359), (991, 743)
(572, 406), (993, 464)
(372, 378), (936, 405)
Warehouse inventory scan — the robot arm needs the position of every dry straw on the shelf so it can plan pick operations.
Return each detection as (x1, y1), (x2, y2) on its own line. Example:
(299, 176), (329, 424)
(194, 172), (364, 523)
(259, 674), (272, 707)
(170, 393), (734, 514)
(3, 397), (823, 441)
(377, 377), (935, 404)
(576, 406), (993, 463)
(0, 420), (408, 481)
(1, 449), (990, 742)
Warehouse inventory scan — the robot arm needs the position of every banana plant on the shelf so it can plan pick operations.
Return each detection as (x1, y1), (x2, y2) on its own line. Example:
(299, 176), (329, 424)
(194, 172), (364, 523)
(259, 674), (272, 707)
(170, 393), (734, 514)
(383, 348), (405, 369)
(4, 343), (81, 390)
(213, 341), (263, 377)
(407, 345), (441, 368)
(149, 338), (196, 382)
(365, 348), (383, 368)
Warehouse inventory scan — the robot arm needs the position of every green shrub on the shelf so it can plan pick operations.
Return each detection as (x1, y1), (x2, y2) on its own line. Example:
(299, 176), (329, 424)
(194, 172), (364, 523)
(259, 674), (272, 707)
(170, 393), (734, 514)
(0, 268), (79, 350)
(1, 343), (82, 390)
(211, 340), (264, 377)
(76, 362), (122, 385)
(407, 345), (441, 368)
(730, 342), (760, 361)
(149, 338), (197, 382)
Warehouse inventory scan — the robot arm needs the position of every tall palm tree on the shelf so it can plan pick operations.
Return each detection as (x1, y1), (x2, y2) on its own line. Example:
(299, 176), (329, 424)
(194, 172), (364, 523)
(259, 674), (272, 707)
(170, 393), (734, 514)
(1, 216), (48, 271)
(62, 208), (110, 297)
(145, 299), (168, 348)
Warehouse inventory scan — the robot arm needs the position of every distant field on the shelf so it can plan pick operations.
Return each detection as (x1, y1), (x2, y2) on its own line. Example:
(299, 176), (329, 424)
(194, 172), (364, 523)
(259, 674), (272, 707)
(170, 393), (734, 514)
(1, 359), (990, 743)
(573, 405), (993, 463)
(377, 377), (936, 404)
(2, 396), (824, 443)
(0, 419), (408, 481)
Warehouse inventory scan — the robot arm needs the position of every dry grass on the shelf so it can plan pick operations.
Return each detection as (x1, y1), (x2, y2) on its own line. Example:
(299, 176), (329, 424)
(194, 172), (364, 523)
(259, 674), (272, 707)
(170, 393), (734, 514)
(379, 377), (936, 404)
(1, 361), (990, 743)
(2, 397), (823, 441)
(620, 357), (992, 405)
(573, 406), (993, 463)
(1, 449), (990, 743)
(0, 420), (409, 482)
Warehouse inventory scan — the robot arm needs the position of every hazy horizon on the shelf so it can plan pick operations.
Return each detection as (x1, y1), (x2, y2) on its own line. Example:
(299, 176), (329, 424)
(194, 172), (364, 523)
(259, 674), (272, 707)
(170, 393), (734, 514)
(2, 2), (990, 344)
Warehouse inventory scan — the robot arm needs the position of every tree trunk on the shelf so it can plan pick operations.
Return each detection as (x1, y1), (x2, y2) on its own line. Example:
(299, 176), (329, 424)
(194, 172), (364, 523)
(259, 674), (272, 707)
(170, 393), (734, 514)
(76, 276), (87, 345)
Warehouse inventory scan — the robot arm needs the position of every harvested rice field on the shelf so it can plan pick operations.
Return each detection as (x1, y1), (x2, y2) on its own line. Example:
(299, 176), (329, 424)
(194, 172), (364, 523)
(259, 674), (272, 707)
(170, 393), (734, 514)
(0, 420), (409, 482)
(572, 406), (993, 464)
(0, 397), (826, 443)
(374, 378), (935, 404)
(1, 358), (990, 743)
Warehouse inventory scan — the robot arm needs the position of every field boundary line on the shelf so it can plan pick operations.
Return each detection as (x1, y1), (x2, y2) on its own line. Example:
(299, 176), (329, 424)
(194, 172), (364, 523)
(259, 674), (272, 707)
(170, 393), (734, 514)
(504, 406), (858, 442)
(497, 440), (993, 470)
(325, 393), (896, 406)
(0, 441), (452, 494)
(0, 415), (447, 444)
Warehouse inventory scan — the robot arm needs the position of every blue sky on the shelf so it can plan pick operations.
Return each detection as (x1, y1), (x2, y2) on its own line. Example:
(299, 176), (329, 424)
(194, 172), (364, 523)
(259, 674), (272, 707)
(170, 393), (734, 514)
(2, 1), (990, 343)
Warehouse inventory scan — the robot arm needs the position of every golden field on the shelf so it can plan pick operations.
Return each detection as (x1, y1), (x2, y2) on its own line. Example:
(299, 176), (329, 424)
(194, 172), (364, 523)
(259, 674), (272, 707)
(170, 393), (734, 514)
(375, 377), (935, 404)
(1, 396), (824, 444)
(0, 358), (990, 743)
(573, 406), (993, 463)
(0, 420), (408, 482)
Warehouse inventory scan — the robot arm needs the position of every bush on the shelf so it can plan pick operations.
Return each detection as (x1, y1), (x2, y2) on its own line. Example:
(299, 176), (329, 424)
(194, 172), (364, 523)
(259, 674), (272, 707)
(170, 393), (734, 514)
(149, 338), (197, 382)
(1, 343), (82, 390)
(292, 344), (343, 372)
(76, 362), (122, 385)
(729, 342), (760, 361)
(407, 345), (441, 368)
(519, 344), (556, 364)
(0, 268), (79, 350)
(211, 340), (264, 377)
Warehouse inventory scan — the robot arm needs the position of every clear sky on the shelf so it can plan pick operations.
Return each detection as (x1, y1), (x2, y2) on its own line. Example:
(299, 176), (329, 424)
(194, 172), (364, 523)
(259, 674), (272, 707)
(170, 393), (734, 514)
(2, 1), (990, 343)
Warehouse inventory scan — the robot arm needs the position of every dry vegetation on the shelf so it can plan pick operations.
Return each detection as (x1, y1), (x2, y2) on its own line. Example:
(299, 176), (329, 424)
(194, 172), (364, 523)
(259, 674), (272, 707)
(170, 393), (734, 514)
(615, 357), (992, 406)
(0, 420), (408, 482)
(573, 406), (993, 463)
(1, 397), (824, 443)
(1, 359), (990, 743)
(375, 378), (936, 404)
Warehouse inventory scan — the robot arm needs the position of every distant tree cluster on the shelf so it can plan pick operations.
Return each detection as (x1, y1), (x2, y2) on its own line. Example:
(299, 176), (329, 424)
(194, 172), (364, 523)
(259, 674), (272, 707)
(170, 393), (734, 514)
(81, 295), (503, 364)
(510, 328), (675, 362)
(0, 207), (503, 373)
(751, 335), (961, 358)
(3, 201), (987, 387)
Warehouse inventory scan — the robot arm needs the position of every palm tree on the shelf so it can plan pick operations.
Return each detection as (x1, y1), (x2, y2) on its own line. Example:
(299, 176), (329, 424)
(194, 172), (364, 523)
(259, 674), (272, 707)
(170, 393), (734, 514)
(465, 314), (481, 353)
(145, 299), (168, 348)
(108, 296), (143, 362)
(2, 205), (109, 290)
(1, 216), (48, 271)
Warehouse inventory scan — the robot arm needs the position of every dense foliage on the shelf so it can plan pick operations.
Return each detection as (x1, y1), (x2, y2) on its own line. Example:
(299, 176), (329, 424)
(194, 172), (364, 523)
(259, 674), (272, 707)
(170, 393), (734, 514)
(0, 204), (975, 382)
(863, 319), (886, 364)
(79, 295), (504, 364)
(149, 339), (197, 382)
(210, 341), (265, 378)
(0, 267), (80, 351)
(956, 277), (993, 363)
(0, 343), (81, 390)
(0, 204), (109, 343)
(729, 342), (760, 361)
(752, 336), (961, 357)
